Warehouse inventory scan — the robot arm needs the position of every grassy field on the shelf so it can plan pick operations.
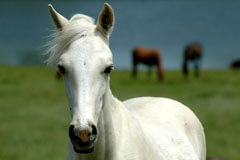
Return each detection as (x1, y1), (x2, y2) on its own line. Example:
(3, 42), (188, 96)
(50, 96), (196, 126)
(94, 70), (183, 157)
(0, 66), (239, 160)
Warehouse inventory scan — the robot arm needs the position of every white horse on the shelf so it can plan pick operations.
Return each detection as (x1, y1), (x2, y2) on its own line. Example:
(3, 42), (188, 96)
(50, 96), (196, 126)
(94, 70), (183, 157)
(46, 3), (206, 160)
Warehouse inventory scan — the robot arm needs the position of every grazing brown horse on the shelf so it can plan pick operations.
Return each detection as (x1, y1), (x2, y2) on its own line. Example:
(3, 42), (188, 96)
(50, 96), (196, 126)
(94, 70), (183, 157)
(132, 47), (164, 80)
(183, 43), (203, 78)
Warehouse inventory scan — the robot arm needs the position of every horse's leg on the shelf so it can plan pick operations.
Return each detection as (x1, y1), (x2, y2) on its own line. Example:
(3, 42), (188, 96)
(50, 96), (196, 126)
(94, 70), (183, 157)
(147, 65), (152, 78)
(194, 57), (202, 78)
(182, 60), (189, 77)
(133, 64), (137, 78)
(157, 67), (164, 81)
(194, 60), (199, 78)
(157, 62), (164, 81)
(132, 57), (138, 78)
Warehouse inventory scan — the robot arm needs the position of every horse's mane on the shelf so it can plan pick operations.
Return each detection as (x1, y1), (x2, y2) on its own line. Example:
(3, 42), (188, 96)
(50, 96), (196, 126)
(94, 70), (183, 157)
(46, 14), (96, 65)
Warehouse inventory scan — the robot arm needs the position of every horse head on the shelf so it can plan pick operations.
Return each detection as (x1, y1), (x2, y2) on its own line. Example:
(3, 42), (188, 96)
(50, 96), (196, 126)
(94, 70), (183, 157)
(47, 3), (114, 153)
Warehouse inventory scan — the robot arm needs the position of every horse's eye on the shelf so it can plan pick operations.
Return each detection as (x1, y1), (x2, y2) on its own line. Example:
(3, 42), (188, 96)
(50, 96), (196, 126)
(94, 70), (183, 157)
(104, 65), (114, 74)
(58, 64), (66, 74)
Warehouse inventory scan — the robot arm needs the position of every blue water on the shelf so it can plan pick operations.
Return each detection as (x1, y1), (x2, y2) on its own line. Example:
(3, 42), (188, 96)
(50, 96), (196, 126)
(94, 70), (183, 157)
(1, 0), (240, 69)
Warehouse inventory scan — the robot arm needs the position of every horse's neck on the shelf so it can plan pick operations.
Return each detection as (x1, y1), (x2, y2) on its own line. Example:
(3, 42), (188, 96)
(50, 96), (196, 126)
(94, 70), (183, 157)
(95, 88), (142, 159)
(98, 87), (129, 149)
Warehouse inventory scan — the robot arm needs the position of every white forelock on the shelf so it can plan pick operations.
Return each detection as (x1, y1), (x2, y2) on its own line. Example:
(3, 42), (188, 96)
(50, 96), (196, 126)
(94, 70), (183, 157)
(46, 14), (96, 65)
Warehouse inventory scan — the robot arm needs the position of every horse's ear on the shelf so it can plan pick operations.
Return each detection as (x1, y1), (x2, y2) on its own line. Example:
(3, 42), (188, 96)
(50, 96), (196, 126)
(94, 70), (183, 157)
(96, 3), (115, 38)
(48, 4), (68, 31)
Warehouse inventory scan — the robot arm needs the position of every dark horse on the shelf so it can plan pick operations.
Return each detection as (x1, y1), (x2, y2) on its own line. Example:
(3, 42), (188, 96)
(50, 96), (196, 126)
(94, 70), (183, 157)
(132, 47), (164, 80)
(183, 43), (203, 77)
(230, 59), (240, 69)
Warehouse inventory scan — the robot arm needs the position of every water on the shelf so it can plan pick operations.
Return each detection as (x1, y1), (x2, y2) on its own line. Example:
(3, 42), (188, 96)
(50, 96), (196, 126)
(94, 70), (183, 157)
(1, 0), (240, 69)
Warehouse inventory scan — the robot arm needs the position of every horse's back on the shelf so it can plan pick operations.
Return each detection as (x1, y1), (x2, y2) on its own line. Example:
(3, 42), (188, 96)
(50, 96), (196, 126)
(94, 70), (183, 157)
(132, 47), (160, 65)
(123, 97), (206, 160)
(184, 43), (202, 59)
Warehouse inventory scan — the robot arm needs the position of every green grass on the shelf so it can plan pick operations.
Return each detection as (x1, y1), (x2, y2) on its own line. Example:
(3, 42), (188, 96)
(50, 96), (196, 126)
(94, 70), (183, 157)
(0, 66), (239, 160)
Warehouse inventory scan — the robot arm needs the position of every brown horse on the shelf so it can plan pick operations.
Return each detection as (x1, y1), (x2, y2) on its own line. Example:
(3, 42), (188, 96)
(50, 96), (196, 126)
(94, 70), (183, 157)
(132, 47), (164, 80)
(183, 43), (203, 77)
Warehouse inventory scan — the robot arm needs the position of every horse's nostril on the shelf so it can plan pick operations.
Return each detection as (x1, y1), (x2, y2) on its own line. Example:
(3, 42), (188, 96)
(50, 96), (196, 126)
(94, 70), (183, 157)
(69, 125), (76, 139)
(91, 125), (97, 136)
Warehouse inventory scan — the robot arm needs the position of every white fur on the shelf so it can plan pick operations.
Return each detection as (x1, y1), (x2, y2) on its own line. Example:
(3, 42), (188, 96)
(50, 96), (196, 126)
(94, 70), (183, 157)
(47, 3), (206, 160)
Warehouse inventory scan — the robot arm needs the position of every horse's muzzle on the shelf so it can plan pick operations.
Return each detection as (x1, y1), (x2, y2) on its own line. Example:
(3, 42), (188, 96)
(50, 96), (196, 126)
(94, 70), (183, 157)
(69, 124), (97, 154)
